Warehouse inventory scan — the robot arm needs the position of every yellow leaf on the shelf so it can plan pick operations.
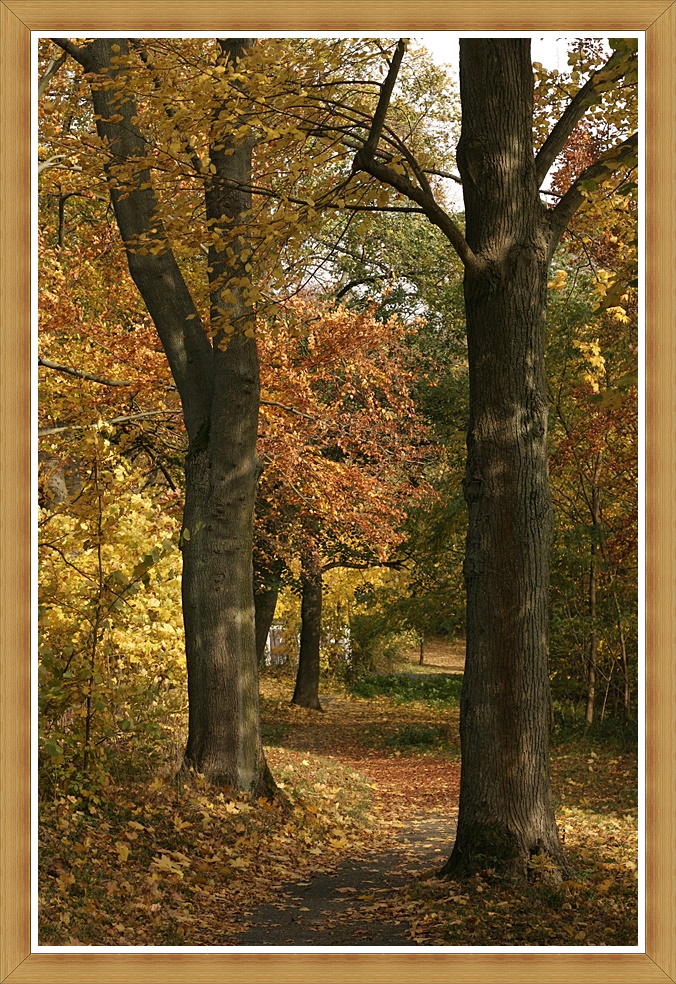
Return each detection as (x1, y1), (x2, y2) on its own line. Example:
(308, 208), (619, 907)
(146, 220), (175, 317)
(115, 841), (130, 862)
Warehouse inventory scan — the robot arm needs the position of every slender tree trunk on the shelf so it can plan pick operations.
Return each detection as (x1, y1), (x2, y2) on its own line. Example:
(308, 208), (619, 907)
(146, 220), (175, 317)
(292, 547), (323, 711)
(613, 590), (632, 720)
(419, 633), (425, 666)
(254, 557), (283, 667)
(586, 466), (602, 727)
(586, 534), (599, 727)
(441, 40), (566, 879)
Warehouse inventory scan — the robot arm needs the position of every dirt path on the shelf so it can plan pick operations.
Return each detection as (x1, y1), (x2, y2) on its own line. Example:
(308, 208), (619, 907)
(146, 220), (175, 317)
(225, 688), (461, 945)
(226, 813), (457, 945)
(399, 636), (466, 675)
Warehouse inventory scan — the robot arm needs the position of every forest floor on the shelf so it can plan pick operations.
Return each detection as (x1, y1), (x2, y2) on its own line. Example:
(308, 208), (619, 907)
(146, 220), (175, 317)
(38, 644), (639, 948)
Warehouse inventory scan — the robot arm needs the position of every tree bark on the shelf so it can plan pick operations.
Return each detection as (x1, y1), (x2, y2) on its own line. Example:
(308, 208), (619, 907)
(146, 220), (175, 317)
(67, 37), (273, 796)
(180, 333), (267, 791)
(440, 40), (566, 879)
(292, 547), (324, 711)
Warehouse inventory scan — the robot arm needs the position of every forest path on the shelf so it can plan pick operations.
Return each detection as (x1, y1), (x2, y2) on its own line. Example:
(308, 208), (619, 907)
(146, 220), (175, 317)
(228, 812), (456, 945)
(228, 685), (461, 945)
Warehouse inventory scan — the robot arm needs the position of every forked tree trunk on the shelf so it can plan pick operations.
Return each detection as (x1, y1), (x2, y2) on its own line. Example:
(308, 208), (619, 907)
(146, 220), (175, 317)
(292, 548), (323, 711)
(441, 39), (566, 879)
(71, 37), (274, 796)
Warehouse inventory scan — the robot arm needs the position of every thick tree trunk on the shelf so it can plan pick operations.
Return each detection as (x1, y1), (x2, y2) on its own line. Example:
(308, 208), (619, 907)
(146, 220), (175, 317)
(292, 548), (323, 711)
(441, 39), (566, 879)
(180, 335), (269, 792)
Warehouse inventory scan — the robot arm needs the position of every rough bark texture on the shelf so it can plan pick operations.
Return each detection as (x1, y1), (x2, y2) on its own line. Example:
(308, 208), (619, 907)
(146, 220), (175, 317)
(73, 38), (273, 797)
(440, 40), (566, 879)
(292, 548), (324, 711)
(180, 334), (266, 791)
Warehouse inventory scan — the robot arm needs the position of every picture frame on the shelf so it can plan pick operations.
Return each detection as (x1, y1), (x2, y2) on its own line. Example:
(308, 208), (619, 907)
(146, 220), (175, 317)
(1, 2), (673, 981)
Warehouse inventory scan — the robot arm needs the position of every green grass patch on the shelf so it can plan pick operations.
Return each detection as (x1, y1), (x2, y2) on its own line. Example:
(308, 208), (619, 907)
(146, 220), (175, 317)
(350, 673), (462, 705)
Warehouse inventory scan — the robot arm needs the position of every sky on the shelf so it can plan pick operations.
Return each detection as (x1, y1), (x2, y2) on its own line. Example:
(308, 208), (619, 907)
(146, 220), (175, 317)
(415, 31), (608, 72)
(414, 33), (585, 73)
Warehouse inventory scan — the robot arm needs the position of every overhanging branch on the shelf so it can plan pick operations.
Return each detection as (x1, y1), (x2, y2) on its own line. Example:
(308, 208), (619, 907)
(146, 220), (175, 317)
(38, 354), (133, 387)
(535, 47), (636, 187)
(548, 131), (638, 255)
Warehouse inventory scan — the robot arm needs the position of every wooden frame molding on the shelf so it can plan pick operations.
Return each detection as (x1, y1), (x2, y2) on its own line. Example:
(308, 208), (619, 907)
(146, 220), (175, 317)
(1, 3), (673, 981)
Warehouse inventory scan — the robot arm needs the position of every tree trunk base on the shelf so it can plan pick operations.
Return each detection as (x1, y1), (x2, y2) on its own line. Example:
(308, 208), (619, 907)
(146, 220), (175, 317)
(178, 751), (284, 804)
(439, 821), (568, 883)
(290, 694), (324, 712)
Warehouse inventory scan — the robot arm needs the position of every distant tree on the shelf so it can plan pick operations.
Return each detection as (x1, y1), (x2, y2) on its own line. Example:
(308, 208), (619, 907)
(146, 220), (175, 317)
(255, 295), (431, 709)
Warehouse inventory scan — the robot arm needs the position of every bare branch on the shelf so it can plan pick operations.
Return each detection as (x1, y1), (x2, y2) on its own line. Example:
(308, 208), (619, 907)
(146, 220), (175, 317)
(345, 37), (477, 272)
(38, 410), (181, 437)
(424, 167), (462, 185)
(260, 399), (316, 421)
(321, 558), (406, 573)
(359, 156), (479, 272)
(38, 354), (133, 387)
(356, 39), (408, 166)
(52, 38), (94, 71)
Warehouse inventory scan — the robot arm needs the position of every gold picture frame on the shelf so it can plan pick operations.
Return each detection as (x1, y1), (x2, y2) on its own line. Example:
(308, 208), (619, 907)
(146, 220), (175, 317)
(1, 3), (673, 981)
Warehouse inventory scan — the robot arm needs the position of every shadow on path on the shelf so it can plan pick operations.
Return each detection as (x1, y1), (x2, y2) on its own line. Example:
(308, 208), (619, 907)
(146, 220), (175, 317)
(227, 815), (457, 946)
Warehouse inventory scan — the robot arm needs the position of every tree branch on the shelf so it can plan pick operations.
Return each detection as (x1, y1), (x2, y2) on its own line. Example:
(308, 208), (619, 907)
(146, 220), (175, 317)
(358, 156), (479, 272)
(52, 38), (94, 71)
(321, 558), (405, 573)
(38, 48), (68, 98)
(260, 399), (316, 421)
(38, 354), (133, 387)
(548, 131), (638, 256)
(347, 37), (478, 273)
(333, 276), (380, 302)
(38, 410), (181, 437)
(535, 48), (635, 187)
(356, 39), (408, 166)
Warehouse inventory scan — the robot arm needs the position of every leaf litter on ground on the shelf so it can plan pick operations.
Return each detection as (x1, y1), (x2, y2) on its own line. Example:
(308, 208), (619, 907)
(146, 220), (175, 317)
(39, 672), (638, 946)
